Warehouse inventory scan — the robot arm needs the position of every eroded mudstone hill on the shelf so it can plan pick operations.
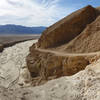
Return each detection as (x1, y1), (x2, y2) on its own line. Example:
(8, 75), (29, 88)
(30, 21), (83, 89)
(37, 5), (97, 48)
(26, 5), (100, 86)
(56, 15), (100, 53)
(27, 47), (100, 86)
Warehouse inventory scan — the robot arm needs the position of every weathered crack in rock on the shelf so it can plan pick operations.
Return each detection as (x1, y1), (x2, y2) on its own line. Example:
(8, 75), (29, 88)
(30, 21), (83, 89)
(0, 40), (37, 88)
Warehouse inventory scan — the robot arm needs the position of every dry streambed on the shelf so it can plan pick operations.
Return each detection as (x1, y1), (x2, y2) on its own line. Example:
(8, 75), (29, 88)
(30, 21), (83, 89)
(0, 40), (37, 88)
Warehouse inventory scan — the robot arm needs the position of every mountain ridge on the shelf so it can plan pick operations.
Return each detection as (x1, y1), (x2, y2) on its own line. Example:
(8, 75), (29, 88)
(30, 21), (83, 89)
(0, 24), (46, 34)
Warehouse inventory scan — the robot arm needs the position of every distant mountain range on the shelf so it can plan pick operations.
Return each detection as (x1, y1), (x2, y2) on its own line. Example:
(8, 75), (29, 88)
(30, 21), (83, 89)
(0, 24), (46, 34)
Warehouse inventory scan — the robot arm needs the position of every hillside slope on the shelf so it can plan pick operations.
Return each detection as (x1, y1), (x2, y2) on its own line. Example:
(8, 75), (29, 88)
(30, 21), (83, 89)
(26, 5), (100, 86)
(37, 5), (97, 48)
(54, 15), (100, 53)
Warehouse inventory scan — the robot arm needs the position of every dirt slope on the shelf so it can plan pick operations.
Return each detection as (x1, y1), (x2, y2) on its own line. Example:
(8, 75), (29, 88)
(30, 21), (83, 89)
(37, 5), (97, 48)
(26, 5), (100, 86)
(57, 15), (100, 53)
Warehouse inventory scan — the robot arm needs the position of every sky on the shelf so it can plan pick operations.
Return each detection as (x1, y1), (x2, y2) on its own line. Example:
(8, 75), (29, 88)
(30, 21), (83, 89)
(0, 0), (100, 27)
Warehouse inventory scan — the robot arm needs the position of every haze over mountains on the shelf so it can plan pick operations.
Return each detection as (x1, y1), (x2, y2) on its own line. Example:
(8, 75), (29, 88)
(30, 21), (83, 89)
(0, 24), (46, 34)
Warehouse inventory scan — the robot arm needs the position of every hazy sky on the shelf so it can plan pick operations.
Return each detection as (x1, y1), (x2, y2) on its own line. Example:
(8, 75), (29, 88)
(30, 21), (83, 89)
(0, 0), (100, 27)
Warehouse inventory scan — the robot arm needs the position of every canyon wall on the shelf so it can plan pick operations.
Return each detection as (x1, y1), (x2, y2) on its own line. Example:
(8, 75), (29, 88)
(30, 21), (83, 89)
(37, 5), (97, 48)
(26, 5), (100, 86)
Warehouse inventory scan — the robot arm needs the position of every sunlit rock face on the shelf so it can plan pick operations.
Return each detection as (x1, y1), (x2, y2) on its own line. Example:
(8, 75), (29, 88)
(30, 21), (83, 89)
(27, 48), (90, 79)
(26, 5), (100, 86)
(37, 5), (97, 48)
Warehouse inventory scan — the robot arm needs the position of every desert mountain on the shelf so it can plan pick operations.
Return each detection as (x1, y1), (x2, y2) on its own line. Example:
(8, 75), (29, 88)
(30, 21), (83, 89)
(0, 24), (46, 34)
(55, 13), (100, 53)
(37, 5), (97, 48)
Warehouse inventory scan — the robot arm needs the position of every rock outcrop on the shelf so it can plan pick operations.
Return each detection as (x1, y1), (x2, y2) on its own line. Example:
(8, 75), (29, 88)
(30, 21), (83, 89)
(37, 5), (97, 48)
(27, 48), (90, 77)
(57, 15), (100, 53)
(26, 5), (100, 86)
(0, 44), (3, 52)
(27, 47), (100, 86)
(1, 58), (100, 100)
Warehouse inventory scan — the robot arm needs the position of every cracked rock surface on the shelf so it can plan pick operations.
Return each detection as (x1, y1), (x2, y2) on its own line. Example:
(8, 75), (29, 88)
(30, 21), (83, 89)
(0, 58), (100, 100)
(0, 40), (37, 88)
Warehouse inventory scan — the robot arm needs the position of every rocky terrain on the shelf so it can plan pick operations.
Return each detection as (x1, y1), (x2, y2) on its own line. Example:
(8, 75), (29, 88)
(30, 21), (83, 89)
(25, 5), (100, 99)
(37, 5), (97, 48)
(26, 5), (100, 84)
(55, 15), (100, 53)
(0, 40), (37, 89)
(1, 54), (100, 100)
(1, 5), (100, 100)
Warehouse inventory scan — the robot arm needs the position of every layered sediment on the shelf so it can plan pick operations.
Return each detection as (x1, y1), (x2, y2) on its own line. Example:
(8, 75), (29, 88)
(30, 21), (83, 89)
(37, 5), (97, 48)
(57, 15), (100, 53)
(26, 5), (100, 86)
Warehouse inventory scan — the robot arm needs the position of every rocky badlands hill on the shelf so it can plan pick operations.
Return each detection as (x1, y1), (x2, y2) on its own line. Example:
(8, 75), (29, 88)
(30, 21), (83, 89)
(1, 5), (100, 100)
(37, 5), (97, 48)
(24, 5), (100, 99)
(27, 5), (100, 83)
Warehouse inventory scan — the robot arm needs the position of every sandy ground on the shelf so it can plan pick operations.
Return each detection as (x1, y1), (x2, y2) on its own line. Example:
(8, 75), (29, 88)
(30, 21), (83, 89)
(0, 39), (38, 88)
(0, 34), (40, 44)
